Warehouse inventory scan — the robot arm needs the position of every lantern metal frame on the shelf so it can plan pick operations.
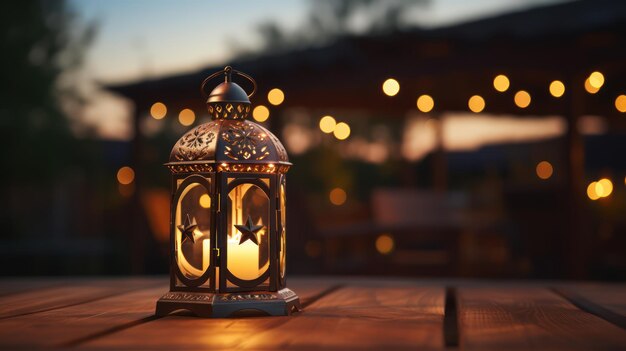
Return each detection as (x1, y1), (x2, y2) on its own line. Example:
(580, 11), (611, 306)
(155, 67), (300, 318)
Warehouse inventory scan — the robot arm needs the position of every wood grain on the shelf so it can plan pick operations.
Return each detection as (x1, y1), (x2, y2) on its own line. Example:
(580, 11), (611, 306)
(0, 277), (160, 319)
(78, 279), (334, 350)
(236, 285), (445, 350)
(458, 287), (626, 351)
(566, 284), (626, 317)
(83, 284), (445, 350)
(0, 286), (165, 349)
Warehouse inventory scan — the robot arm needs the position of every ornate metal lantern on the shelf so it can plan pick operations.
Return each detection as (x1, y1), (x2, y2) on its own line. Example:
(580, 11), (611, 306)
(156, 66), (300, 317)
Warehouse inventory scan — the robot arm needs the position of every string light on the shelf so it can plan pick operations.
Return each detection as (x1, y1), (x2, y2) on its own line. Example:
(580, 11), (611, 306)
(549, 80), (565, 98)
(333, 122), (351, 140)
(319, 115), (336, 133)
(267, 88), (285, 105)
(493, 75), (510, 92)
(382, 78), (400, 96)
(178, 109), (195, 126)
(150, 102), (167, 119)
(468, 95), (485, 113)
(252, 105), (270, 122)
(416, 95), (434, 113)
(588, 71), (605, 89)
(117, 166), (135, 185)
(514, 90), (531, 108)
(536, 161), (553, 180)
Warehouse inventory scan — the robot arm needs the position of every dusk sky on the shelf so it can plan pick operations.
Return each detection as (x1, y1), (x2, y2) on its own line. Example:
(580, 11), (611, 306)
(70, 0), (570, 141)
(73, 0), (566, 83)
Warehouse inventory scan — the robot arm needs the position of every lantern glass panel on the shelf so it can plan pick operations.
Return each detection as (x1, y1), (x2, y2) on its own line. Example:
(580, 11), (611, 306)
(175, 182), (211, 280)
(227, 183), (270, 281)
(280, 182), (286, 279)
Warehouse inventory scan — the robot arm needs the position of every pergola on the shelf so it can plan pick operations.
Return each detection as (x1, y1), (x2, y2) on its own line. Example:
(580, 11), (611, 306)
(107, 0), (626, 277)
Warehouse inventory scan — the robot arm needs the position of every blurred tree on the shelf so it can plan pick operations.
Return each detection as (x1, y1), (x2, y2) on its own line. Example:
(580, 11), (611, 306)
(0, 0), (97, 249)
(0, 0), (95, 181)
(252, 0), (428, 51)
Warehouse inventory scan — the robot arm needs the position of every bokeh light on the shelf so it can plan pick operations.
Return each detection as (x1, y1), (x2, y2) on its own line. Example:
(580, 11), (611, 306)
(319, 115), (336, 133)
(584, 78), (600, 94)
(597, 178), (613, 198)
(536, 161), (553, 180)
(549, 80), (565, 98)
(382, 78), (400, 96)
(178, 108), (195, 126)
(587, 182), (600, 200)
(333, 122), (351, 140)
(267, 88), (285, 105)
(588, 178), (614, 200)
(329, 187), (347, 205)
(588, 71), (604, 89)
(468, 95), (485, 113)
(252, 105), (270, 122)
(416, 95), (434, 113)
(150, 102), (167, 119)
(615, 95), (626, 113)
(493, 74), (510, 92)
(199, 194), (211, 208)
(514, 90), (531, 108)
(375, 234), (394, 255)
(117, 166), (135, 185)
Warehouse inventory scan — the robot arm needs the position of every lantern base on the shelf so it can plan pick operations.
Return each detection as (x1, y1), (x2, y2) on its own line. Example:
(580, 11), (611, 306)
(155, 288), (301, 318)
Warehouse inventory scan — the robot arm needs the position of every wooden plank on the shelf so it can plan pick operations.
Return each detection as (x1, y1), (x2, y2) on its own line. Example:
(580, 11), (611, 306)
(458, 287), (626, 351)
(0, 277), (160, 318)
(0, 278), (67, 297)
(564, 284), (626, 317)
(237, 285), (445, 350)
(79, 280), (340, 350)
(553, 284), (626, 329)
(0, 285), (165, 349)
(84, 283), (445, 350)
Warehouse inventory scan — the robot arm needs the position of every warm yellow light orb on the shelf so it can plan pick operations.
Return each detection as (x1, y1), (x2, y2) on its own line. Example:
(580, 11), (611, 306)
(375, 234), (394, 255)
(150, 102), (167, 119)
(493, 74), (510, 92)
(536, 161), (553, 180)
(588, 71), (604, 89)
(615, 95), (626, 113)
(117, 166), (135, 185)
(319, 115), (336, 133)
(333, 122), (351, 140)
(382, 78), (400, 96)
(267, 88), (285, 105)
(514, 90), (531, 108)
(252, 105), (270, 122)
(549, 80), (565, 98)
(417, 94), (434, 113)
(199, 194), (211, 208)
(584, 78), (600, 94)
(598, 178), (613, 198)
(587, 182), (599, 200)
(178, 109), (195, 126)
(468, 95), (485, 113)
(329, 187), (347, 205)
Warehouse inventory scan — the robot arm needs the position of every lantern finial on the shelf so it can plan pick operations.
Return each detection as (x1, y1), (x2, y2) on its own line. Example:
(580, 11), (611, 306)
(201, 66), (256, 120)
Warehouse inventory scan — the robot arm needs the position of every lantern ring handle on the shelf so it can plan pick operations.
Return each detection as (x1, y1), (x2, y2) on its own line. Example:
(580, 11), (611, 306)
(200, 66), (257, 99)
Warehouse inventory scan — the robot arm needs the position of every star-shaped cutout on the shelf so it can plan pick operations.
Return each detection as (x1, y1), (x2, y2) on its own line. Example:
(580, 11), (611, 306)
(177, 214), (198, 244)
(234, 215), (264, 245)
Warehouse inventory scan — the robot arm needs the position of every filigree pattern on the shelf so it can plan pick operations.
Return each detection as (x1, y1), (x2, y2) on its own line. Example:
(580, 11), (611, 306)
(208, 102), (250, 120)
(221, 122), (271, 161)
(172, 123), (218, 161)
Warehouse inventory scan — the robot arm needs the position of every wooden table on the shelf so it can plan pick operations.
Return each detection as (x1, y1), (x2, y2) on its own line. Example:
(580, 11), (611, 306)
(0, 277), (625, 350)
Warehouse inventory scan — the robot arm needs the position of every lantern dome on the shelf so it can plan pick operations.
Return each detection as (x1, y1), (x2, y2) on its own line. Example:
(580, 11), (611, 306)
(168, 120), (289, 165)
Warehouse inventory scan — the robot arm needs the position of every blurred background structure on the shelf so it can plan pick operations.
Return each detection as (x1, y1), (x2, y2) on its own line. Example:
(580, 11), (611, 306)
(2, 0), (625, 280)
